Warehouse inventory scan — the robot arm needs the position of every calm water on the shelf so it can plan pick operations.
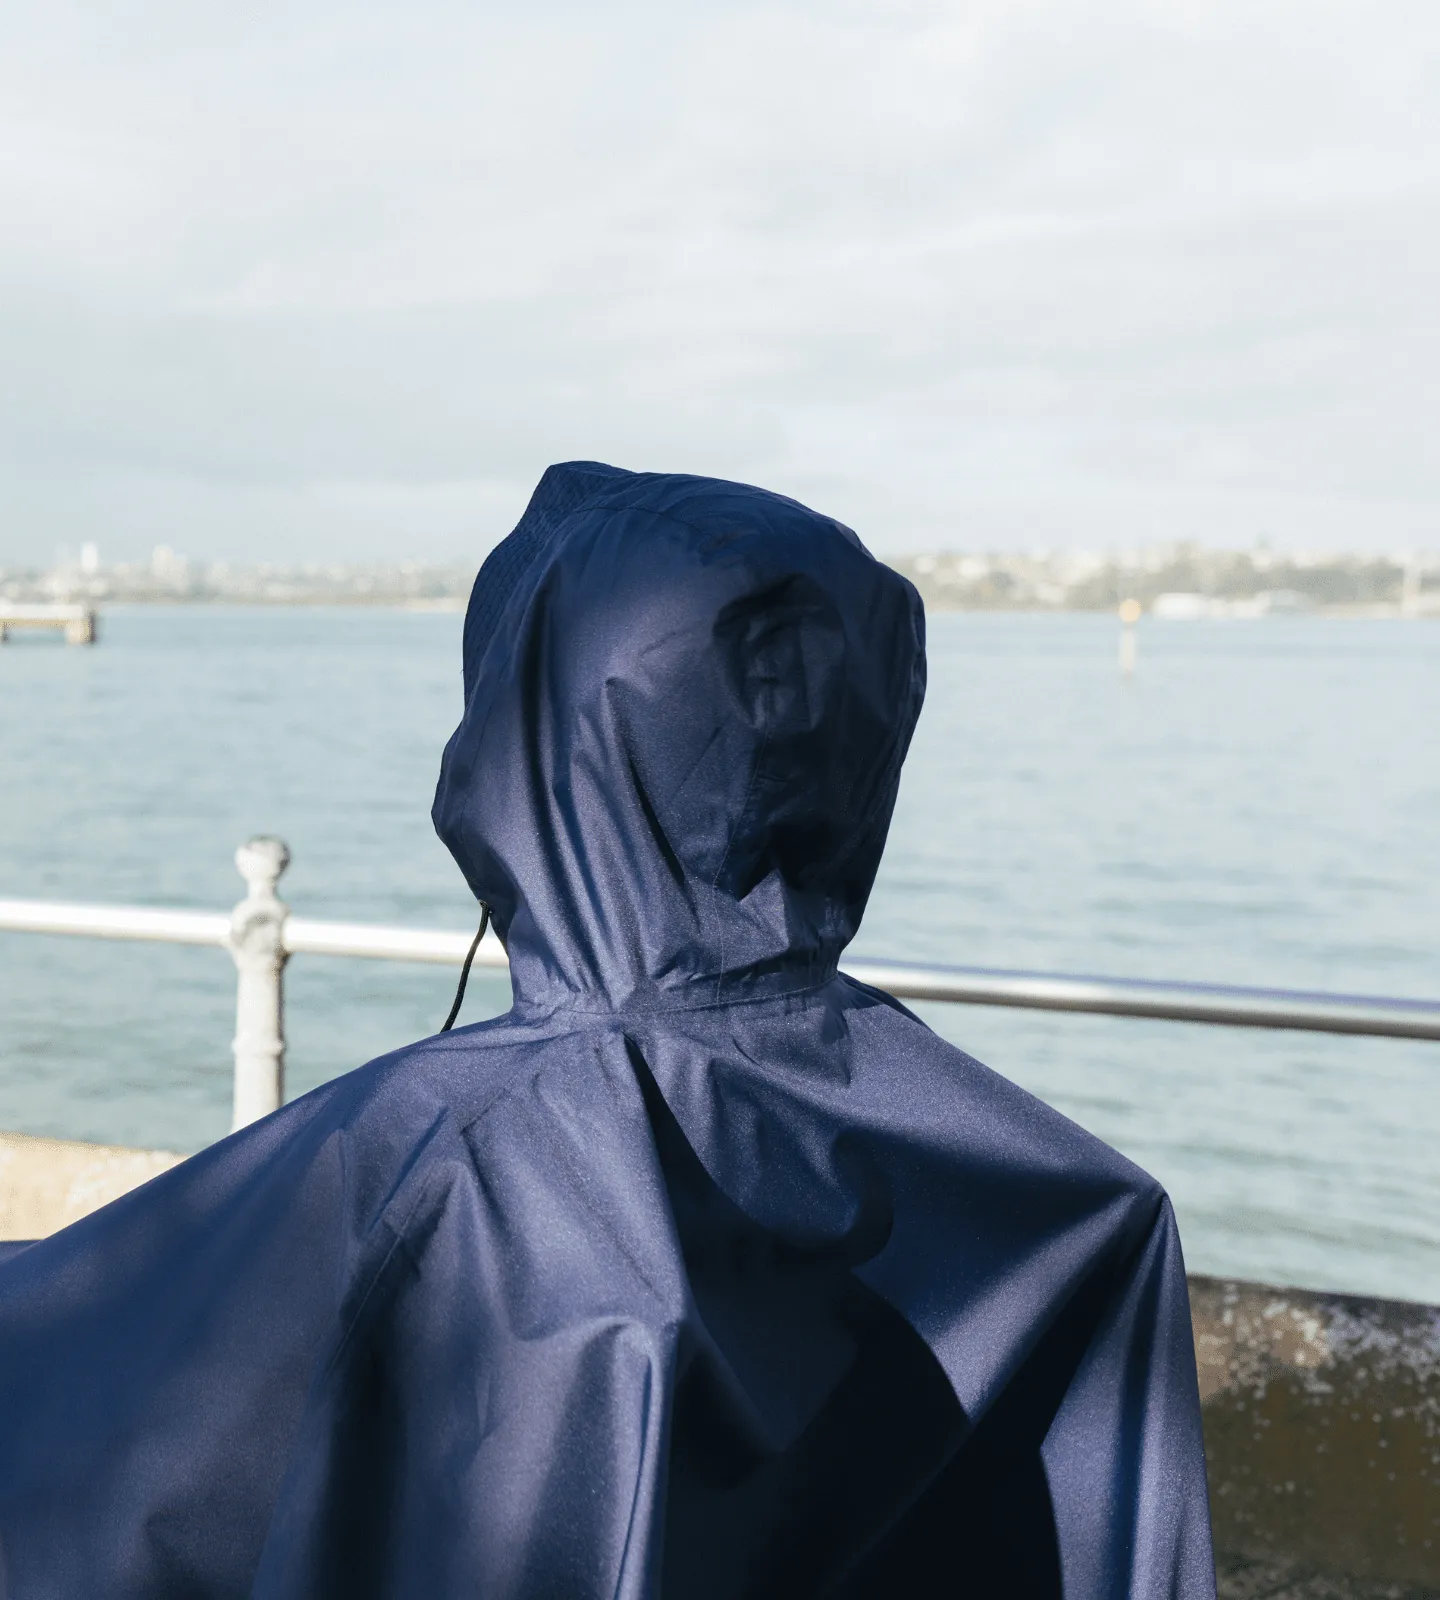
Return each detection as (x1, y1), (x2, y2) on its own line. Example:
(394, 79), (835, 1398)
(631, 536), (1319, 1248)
(1, 606), (1437, 1302)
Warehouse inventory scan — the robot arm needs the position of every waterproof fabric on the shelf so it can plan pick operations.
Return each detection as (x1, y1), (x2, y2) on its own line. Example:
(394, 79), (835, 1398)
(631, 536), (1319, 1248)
(0, 463), (1216, 1598)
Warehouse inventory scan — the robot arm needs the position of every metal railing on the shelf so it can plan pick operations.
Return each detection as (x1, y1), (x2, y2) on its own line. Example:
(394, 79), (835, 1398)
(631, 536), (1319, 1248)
(2, 836), (1437, 1131)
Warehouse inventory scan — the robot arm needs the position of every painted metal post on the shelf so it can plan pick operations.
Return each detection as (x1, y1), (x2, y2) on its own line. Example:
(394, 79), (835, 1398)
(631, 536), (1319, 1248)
(229, 837), (291, 1131)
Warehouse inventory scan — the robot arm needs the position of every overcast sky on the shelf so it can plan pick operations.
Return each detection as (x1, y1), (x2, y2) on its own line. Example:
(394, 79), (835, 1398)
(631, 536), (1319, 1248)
(2, 0), (1438, 564)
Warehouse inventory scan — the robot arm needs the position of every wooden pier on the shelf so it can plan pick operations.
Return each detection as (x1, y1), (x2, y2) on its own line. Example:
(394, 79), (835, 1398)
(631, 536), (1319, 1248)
(0, 603), (98, 644)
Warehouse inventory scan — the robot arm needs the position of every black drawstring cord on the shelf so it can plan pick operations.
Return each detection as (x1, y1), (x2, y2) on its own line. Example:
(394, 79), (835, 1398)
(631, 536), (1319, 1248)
(440, 903), (492, 1033)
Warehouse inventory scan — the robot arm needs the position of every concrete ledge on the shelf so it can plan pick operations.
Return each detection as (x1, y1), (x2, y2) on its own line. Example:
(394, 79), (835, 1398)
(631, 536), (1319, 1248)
(1194, 1274), (1440, 1587)
(0, 1131), (182, 1239)
(1217, 1550), (1438, 1599)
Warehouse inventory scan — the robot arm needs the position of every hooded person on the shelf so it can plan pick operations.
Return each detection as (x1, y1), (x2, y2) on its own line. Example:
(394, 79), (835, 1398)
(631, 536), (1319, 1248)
(0, 463), (1216, 1598)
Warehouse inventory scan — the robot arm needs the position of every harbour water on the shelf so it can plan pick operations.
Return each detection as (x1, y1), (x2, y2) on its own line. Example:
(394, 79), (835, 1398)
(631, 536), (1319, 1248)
(1, 605), (1437, 1302)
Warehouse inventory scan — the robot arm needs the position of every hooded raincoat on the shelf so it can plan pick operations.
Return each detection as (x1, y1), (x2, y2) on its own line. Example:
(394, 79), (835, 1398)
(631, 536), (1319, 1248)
(0, 463), (1215, 1598)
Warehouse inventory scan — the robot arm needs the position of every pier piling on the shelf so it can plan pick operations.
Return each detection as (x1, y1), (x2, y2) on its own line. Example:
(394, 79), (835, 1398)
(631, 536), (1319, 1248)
(1118, 596), (1141, 674)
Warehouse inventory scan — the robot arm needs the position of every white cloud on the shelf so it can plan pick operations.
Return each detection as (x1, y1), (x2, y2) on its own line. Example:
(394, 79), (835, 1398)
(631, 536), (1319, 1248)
(1, 0), (1438, 560)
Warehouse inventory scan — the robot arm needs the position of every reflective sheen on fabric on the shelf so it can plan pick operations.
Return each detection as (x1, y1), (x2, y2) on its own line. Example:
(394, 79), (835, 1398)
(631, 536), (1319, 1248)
(0, 464), (1215, 1598)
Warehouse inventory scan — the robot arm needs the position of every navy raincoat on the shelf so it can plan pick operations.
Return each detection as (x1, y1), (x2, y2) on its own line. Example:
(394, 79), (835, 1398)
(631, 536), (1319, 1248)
(0, 463), (1215, 1598)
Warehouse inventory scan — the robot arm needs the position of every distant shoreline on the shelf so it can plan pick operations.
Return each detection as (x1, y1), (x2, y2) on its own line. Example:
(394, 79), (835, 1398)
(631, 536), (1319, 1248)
(4, 545), (1437, 618)
(25, 596), (1434, 619)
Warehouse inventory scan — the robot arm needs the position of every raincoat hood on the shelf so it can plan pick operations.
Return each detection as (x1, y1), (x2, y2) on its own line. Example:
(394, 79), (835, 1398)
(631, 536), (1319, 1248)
(433, 462), (926, 1014)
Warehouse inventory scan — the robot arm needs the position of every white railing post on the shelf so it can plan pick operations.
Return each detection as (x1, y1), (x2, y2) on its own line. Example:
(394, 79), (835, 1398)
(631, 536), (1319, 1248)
(229, 837), (291, 1131)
